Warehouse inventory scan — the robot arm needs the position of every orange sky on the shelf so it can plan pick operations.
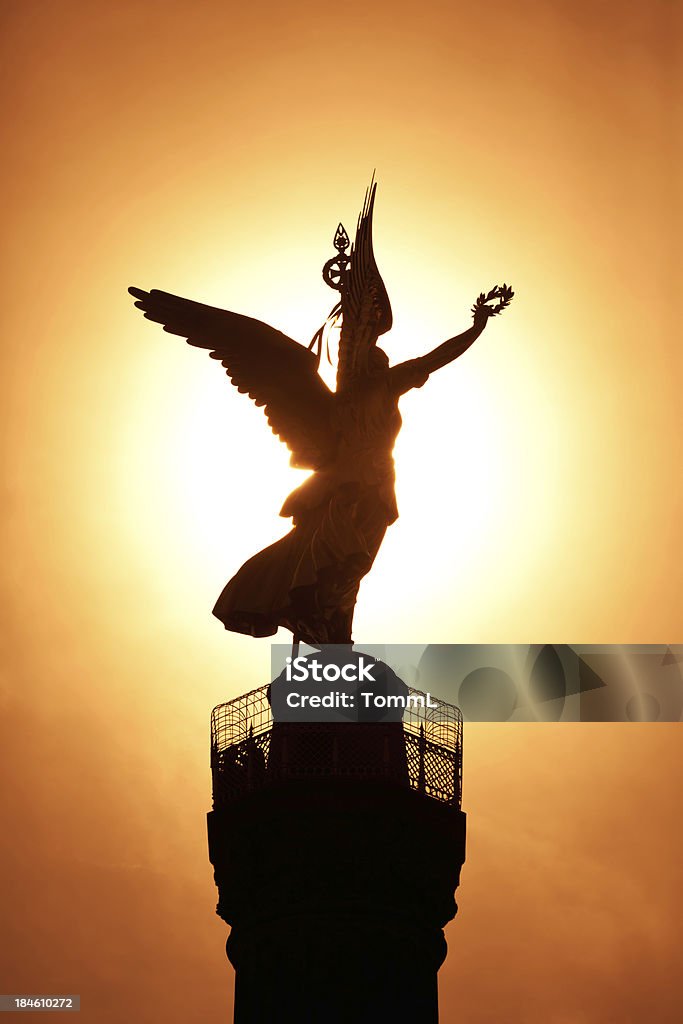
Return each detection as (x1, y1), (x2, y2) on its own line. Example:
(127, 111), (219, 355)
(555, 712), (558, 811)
(1, 2), (681, 1021)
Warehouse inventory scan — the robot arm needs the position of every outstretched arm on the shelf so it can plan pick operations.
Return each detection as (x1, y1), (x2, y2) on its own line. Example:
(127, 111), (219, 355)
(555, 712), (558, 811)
(389, 311), (488, 395)
(389, 285), (513, 395)
(418, 313), (489, 374)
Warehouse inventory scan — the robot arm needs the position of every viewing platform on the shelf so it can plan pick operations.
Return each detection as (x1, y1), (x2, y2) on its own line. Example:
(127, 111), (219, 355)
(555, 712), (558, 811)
(210, 682), (463, 809)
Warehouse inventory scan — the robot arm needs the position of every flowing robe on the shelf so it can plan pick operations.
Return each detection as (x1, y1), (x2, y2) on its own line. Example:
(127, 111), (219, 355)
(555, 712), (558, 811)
(213, 369), (408, 645)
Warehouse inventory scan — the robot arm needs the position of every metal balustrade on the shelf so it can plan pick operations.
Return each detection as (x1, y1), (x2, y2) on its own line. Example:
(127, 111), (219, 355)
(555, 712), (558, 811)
(211, 683), (463, 809)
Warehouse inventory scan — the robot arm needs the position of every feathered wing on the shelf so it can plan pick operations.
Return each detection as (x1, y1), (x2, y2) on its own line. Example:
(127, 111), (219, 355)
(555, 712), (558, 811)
(128, 287), (337, 469)
(337, 179), (393, 390)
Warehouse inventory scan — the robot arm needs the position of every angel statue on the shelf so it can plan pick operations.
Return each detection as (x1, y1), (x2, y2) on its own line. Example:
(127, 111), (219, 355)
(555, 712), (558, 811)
(129, 182), (513, 647)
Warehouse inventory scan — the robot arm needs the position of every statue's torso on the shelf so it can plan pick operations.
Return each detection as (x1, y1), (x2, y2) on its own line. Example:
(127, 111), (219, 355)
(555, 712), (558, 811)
(332, 373), (401, 481)
(280, 372), (401, 523)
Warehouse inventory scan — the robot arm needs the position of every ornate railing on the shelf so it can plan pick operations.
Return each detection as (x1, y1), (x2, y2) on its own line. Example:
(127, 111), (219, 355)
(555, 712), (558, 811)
(211, 684), (463, 809)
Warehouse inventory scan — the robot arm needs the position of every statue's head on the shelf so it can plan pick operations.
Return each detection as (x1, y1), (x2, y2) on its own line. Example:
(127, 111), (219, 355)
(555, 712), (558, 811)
(343, 180), (393, 338)
(338, 179), (393, 386)
(313, 178), (393, 389)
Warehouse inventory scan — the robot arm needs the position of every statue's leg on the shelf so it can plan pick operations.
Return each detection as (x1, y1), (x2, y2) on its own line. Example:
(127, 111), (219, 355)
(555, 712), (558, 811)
(284, 487), (393, 646)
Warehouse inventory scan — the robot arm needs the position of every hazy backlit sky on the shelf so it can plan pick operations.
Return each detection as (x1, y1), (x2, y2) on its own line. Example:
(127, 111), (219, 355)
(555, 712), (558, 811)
(1, 1), (681, 1021)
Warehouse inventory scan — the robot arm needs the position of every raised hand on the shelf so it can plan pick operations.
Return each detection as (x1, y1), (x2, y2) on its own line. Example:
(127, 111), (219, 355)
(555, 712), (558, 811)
(471, 284), (514, 327)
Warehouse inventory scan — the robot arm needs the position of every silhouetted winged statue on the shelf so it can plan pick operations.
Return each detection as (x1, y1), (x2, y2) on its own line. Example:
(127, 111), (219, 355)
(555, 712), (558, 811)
(129, 182), (513, 645)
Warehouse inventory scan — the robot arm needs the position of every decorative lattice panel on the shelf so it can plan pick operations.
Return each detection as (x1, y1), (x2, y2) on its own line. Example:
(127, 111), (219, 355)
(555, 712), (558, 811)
(211, 685), (462, 809)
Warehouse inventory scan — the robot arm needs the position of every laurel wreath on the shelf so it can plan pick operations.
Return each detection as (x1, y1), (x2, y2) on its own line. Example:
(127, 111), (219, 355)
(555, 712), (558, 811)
(471, 283), (514, 318)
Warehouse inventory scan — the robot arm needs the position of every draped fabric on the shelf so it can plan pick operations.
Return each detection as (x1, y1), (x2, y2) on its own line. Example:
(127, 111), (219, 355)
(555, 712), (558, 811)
(213, 374), (402, 645)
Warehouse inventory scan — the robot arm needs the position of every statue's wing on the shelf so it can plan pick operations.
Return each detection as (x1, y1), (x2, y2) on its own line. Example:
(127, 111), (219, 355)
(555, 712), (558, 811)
(129, 287), (336, 469)
(337, 180), (393, 390)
